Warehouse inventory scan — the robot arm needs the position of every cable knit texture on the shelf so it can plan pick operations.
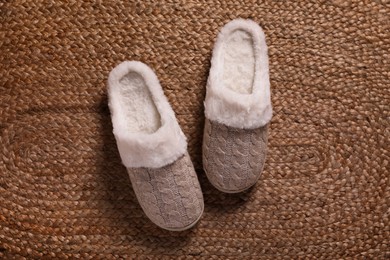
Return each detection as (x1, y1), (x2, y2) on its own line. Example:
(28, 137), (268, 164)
(203, 119), (268, 193)
(128, 152), (204, 231)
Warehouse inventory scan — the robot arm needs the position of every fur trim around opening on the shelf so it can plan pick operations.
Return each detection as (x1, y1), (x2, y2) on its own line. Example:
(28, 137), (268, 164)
(204, 19), (272, 129)
(108, 61), (187, 168)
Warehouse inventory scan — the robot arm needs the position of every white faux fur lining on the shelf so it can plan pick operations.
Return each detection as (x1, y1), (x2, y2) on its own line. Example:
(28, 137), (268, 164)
(108, 61), (187, 168)
(204, 19), (272, 129)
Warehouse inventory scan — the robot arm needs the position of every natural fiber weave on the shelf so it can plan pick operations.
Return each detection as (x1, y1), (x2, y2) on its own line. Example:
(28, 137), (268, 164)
(1, 0), (389, 258)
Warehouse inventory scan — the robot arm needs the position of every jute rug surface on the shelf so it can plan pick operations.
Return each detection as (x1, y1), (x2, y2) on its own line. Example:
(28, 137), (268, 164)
(1, 0), (389, 258)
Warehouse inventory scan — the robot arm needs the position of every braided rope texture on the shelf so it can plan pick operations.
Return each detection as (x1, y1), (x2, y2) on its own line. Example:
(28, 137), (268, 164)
(1, 0), (389, 258)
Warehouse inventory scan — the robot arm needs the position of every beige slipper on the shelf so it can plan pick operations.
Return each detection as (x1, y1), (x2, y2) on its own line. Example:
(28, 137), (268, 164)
(203, 19), (272, 193)
(108, 61), (204, 231)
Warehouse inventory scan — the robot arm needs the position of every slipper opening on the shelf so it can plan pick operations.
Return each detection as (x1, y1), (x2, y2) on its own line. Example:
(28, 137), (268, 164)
(222, 29), (255, 95)
(118, 71), (161, 134)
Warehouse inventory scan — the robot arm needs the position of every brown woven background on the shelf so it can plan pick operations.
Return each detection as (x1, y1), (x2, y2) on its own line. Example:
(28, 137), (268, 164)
(1, 0), (389, 258)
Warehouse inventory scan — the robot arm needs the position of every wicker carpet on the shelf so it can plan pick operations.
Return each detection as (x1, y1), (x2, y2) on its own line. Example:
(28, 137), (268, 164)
(1, 0), (389, 258)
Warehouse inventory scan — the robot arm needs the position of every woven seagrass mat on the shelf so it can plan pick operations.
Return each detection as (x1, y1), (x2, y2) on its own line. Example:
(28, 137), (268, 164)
(1, 0), (389, 258)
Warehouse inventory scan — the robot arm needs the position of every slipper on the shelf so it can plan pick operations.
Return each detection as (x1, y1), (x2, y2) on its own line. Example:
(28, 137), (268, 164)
(203, 19), (272, 193)
(108, 61), (204, 231)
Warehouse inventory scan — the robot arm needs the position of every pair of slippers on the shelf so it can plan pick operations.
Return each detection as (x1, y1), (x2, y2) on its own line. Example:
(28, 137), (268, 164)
(107, 19), (272, 231)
